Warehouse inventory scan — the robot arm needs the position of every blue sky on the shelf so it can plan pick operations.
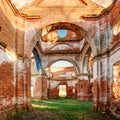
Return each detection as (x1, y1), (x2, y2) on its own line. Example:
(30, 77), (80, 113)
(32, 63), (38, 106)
(58, 29), (67, 38)
(51, 60), (73, 67)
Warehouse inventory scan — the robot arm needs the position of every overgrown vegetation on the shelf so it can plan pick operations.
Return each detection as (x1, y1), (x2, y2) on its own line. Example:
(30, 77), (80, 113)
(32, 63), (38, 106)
(8, 98), (120, 120)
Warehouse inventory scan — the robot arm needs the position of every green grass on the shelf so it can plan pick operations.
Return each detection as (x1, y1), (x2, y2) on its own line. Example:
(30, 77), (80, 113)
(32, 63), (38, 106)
(32, 98), (92, 112)
(8, 98), (119, 120)
(31, 98), (99, 120)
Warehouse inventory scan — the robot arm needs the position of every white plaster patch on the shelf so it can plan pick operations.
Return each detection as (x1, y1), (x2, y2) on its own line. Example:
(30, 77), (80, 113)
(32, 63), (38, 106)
(31, 75), (40, 87)
(17, 97), (24, 104)
(93, 61), (97, 79)
(67, 80), (77, 86)
(3, 98), (10, 106)
(99, 96), (107, 102)
(101, 58), (108, 78)
(12, 97), (16, 104)
(91, 0), (113, 8)
(51, 44), (72, 51)
(0, 49), (10, 64)
(50, 81), (60, 89)
(110, 49), (120, 65)
(25, 27), (37, 45)
(11, 0), (34, 9)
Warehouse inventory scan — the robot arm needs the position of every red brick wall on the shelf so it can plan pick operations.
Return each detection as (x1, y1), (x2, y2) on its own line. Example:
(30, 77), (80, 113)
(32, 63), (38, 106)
(0, 62), (14, 118)
(33, 76), (48, 100)
(77, 79), (91, 101)
(34, 78), (42, 99)
(92, 79), (99, 110)
(51, 66), (76, 80)
(49, 81), (77, 99)
(0, 8), (16, 48)
(49, 88), (59, 98)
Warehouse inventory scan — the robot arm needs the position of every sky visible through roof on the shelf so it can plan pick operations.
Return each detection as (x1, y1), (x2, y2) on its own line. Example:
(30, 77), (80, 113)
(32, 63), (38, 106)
(58, 29), (67, 38)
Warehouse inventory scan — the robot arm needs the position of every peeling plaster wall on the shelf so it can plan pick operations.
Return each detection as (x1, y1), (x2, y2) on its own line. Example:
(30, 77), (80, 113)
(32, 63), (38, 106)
(49, 79), (78, 98)
(109, 47), (120, 100)
(0, 49), (15, 119)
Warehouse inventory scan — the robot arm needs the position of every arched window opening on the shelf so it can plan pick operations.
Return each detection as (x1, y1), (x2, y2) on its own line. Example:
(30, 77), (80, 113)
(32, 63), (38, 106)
(49, 60), (77, 80)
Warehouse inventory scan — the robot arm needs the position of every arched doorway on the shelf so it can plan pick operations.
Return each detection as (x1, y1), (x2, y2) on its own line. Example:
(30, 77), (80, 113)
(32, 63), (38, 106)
(47, 60), (78, 98)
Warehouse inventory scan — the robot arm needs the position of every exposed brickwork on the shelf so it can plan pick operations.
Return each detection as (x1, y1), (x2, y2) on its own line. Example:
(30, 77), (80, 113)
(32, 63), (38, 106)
(92, 79), (99, 110)
(51, 66), (76, 80)
(49, 88), (59, 99)
(0, 8), (15, 48)
(0, 0), (120, 119)
(77, 79), (91, 101)
(34, 78), (42, 99)
(66, 85), (77, 98)
(0, 62), (15, 119)
(33, 76), (48, 100)
(49, 81), (77, 99)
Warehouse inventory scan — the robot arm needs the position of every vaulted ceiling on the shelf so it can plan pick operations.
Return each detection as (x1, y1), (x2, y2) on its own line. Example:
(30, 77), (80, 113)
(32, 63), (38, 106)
(8, 0), (116, 55)
(10, 0), (114, 17)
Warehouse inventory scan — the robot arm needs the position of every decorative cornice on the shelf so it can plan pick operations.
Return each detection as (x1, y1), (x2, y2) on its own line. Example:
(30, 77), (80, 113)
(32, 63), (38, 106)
(6, 0), (41, 21)
(81, 0), (118, 21)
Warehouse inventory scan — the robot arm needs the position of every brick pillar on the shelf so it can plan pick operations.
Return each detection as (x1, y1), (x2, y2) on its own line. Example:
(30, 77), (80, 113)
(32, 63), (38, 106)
(99, 57), (110, 112)
(34, 76), (42, 99)
(25, 59), (32, 110)
(41, 76), (48, 99)
(16, 59), (31, 110)
(93, 56), (110, 112)
(77, 76), (90, 101)
(92, 60), (99, 110)
(93, 79), (99, 110)
(0, 62), (14, 119)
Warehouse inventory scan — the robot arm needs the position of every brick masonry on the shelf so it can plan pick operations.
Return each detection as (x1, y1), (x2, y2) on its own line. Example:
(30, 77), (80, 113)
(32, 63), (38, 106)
(0, 0), (120, 119)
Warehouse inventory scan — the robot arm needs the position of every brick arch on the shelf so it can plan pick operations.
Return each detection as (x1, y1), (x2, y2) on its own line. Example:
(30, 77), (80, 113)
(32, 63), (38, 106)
(81, 43), (90, 73)
(46, 58), (80, 74)
(26, 22), (97, 58)
(41, 22), (86, 37)
(81, 43), (93, 73)
(41, 22), (97, 55)
(25, 31), (40, 59)
(50, 42), (75, 52)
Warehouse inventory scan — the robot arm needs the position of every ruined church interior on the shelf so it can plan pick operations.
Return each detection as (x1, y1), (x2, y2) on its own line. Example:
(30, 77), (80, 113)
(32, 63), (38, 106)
(0, 0), (120, 119)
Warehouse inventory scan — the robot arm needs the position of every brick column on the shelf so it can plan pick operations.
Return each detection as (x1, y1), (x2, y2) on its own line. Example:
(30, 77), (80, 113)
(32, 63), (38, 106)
(41, 76), (48, 99)
(25, 59), (32, 110)
(92, 56), (110, 112)
(92, 60), (100, 110)
(16, 59), (31, 110)
(77, 75), (91, 101)
(34, 76), (42, 99)
(99, 57), (110, 112)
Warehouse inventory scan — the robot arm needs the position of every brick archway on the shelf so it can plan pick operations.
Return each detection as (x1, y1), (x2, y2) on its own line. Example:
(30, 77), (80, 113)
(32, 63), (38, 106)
(46, 58), (80, 74)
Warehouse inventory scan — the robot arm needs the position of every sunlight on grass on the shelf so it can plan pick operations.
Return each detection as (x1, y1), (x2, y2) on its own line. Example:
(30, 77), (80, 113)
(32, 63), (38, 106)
(31, 98), (93, 112)
(32, 104), (57, 109)
(8, 98), (118, 120)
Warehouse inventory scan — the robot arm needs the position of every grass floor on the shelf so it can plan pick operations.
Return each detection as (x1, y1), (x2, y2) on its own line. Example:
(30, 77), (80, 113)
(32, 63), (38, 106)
(8, 98), (119, 120)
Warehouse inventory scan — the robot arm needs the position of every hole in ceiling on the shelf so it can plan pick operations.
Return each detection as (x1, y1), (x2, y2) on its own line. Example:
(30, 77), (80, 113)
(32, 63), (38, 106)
(58, 29), (67, 38)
